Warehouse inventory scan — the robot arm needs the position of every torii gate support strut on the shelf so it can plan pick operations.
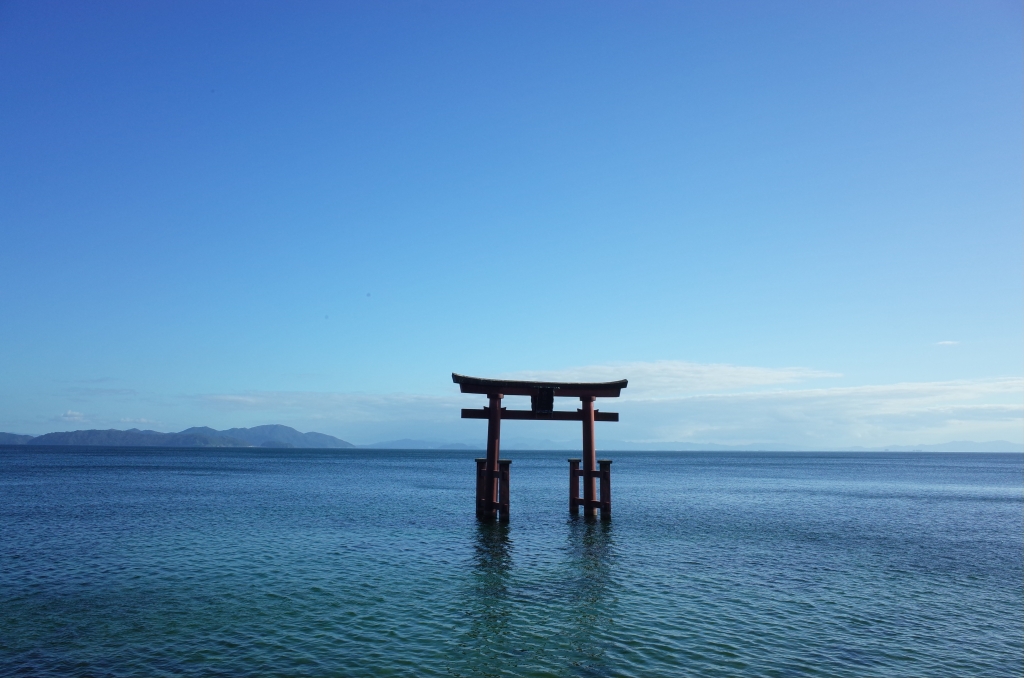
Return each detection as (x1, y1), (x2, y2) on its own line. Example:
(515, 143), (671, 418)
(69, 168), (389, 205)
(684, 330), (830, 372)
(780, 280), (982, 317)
(453, 373), (627, 521)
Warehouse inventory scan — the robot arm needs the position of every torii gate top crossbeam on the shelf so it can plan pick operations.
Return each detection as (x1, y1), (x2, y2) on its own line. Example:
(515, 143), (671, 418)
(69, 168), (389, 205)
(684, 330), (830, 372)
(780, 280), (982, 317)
(452, 373), (627, 399)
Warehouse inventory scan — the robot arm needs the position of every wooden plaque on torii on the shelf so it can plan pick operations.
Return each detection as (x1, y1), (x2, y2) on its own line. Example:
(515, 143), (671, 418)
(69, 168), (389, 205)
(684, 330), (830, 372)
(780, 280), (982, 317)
(453, 373), (627, 521)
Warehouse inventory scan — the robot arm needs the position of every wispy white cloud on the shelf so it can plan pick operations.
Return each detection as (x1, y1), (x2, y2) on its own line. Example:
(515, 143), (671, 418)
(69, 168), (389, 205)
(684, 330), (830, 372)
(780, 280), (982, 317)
(504, 360), (840, 399)
(31, 361), (1019, 447)
(201, 391), (464, 422)
(196, 391), (467, 443)
(195, 373), (1023, 448)
(610, 377), (1024, 446)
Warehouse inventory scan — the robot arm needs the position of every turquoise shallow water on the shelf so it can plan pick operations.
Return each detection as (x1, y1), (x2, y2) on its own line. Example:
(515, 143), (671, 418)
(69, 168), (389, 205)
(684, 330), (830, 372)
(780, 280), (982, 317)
(1, 448), (1021, 677)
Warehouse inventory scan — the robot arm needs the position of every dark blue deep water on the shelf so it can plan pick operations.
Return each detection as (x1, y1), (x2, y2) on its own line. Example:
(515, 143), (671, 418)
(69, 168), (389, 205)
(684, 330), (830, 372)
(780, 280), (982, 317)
(1, 448), (1021, 677)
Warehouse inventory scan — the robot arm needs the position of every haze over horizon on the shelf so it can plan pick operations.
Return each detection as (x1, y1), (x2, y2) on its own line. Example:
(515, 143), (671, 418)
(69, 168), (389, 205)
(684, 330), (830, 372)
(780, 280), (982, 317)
(2, 2), (1021, 449)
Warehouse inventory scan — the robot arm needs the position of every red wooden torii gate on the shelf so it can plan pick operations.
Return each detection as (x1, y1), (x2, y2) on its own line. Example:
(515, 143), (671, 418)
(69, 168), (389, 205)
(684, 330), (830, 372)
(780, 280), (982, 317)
(453, 373), (627, 521)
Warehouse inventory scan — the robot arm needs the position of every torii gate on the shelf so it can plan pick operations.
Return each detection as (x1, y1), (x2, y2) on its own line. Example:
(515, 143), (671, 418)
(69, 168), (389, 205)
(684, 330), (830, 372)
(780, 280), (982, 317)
(453, 373), (627, 521)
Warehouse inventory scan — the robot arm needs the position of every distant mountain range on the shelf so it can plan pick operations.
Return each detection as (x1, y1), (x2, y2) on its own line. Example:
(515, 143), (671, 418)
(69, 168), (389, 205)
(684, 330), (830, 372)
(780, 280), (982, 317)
(0, 428), (1019, 453)
(0, 425), (353, 449)
(0, 433), (34, 445)
(0, 429), (476, 450)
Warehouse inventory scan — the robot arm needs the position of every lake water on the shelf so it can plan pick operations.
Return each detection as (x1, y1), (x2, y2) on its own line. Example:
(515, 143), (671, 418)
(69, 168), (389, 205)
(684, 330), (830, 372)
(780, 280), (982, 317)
(1, 448), (1021, 677)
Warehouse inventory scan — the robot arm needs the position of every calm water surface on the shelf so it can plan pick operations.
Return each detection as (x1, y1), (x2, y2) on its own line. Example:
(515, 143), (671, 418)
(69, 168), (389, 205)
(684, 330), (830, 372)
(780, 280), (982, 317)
(1, 448), (1021, 677)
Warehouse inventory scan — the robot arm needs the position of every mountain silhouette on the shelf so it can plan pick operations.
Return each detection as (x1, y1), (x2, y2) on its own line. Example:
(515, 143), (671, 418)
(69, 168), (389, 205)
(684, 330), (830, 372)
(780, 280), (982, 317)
(20, 425), (353, 449)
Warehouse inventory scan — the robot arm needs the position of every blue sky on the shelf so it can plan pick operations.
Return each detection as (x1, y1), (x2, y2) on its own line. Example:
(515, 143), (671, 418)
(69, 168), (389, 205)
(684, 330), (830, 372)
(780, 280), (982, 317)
(1, 1), (1021, 447)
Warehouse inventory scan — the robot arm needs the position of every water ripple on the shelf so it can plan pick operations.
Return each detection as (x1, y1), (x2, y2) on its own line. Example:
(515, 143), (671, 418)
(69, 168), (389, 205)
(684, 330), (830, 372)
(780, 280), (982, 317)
(1, 449), (1021, 677)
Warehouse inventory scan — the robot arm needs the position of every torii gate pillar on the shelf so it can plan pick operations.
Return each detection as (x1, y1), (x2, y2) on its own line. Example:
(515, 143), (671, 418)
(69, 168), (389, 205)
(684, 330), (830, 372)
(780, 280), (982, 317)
(581, 396), (597, 517)
(476, 393), (505, 520)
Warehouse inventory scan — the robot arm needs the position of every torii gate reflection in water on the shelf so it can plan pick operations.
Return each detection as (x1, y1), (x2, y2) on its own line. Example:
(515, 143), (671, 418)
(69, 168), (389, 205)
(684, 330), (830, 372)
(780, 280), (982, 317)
(453, 373), (627, 521)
